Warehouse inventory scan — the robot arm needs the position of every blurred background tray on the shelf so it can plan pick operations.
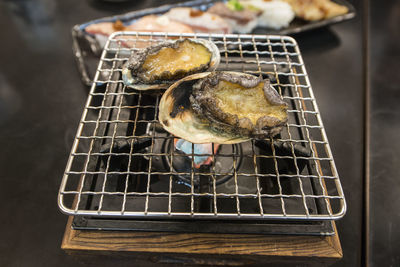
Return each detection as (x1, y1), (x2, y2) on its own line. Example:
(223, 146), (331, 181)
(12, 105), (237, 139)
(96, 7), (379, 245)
(72, 0), (355, 86)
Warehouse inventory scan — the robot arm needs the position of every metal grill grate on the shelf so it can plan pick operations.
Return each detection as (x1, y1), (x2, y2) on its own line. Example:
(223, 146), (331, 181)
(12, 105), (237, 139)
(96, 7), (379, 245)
(58, 32), (346, 220)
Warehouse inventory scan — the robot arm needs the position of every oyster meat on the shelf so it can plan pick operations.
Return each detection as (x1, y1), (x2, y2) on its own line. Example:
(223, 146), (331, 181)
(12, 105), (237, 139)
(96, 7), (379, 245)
(159, 71), (288, 144)
(122, 38), (220, 90)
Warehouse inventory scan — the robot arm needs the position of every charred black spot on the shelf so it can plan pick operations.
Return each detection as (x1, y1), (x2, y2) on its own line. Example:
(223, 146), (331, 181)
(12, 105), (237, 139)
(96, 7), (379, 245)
(162, 120), (169, 127)
(169, 80), (196, 118)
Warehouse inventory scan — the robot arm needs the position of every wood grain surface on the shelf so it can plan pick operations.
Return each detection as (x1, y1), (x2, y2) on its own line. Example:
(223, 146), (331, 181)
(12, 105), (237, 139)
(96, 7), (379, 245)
(62, 216), (342, 266)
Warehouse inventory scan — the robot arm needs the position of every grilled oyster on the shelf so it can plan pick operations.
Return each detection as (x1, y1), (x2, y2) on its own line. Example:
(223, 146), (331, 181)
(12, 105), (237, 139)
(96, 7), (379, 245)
(122, 38), (220, 90)
(159, 71), (288, 144)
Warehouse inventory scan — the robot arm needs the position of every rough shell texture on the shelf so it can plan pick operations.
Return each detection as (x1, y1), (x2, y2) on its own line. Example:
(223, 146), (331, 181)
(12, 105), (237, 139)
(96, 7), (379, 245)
(159, 72), (288, 144)
(159, 73), (250, 144)
(122, 38), (220, 90)
(190, 71), (288, 138)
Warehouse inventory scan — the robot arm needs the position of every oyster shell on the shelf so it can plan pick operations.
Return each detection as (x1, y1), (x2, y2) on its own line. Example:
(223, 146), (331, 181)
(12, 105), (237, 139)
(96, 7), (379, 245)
(122, 38), (220, 90)
(159, 71), (288, 144)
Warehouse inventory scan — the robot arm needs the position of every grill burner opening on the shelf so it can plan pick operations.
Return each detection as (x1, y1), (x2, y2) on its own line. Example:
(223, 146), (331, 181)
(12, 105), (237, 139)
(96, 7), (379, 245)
(174, 139), (220, 168)
(166, 138), (238, 187)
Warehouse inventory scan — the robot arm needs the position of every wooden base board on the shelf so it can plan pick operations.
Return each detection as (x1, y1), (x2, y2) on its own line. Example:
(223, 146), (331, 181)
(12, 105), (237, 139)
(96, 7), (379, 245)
(62, 216), (342, 266)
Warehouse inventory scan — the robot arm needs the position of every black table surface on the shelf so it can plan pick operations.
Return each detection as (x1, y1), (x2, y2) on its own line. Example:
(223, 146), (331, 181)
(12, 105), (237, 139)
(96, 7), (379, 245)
(0, 0), (398, 266)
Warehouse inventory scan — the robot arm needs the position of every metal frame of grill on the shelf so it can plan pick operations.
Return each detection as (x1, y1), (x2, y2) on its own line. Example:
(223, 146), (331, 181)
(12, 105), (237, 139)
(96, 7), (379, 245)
(58, 32), (346, 221)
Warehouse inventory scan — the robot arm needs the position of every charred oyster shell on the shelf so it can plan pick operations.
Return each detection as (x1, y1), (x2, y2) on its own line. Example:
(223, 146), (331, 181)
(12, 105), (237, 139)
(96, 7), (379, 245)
(159, 71), (288, 144)
(122, 38), (220, 90)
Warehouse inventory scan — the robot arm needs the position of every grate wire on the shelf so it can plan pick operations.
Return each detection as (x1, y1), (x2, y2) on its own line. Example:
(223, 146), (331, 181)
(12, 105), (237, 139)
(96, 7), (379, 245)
(58, 32), (346, 220)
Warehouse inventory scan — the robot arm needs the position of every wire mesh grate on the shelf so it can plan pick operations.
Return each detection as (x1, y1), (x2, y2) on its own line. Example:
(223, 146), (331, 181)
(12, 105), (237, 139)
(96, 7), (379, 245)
(58, 32), (346, 220)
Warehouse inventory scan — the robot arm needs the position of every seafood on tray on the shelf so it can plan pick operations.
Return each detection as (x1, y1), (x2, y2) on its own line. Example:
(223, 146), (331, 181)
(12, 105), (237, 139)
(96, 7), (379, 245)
(128, 15), (194, 33)
(84, 20), (127, 37)
(240, 0), (295, 30)
(207, 2), (260, 33)
(159, 71), (288, 144)
(164, 7), (232, 34)
(85, 15), (194, 48)
(122, 38), (220, 90)
(83, 0), (350, 47)
(283, 0), (349, 21)
(84, 15), (194, 36)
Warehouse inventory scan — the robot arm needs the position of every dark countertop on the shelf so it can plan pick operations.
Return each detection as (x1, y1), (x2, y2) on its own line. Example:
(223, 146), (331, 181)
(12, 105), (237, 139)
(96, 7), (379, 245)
(0, 0), (398, 266)
(369, 0), (400, 266)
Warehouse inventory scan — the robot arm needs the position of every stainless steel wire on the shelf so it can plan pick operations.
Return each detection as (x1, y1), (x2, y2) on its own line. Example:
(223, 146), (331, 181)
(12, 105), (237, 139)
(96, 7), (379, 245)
(58, 32), (346, 220)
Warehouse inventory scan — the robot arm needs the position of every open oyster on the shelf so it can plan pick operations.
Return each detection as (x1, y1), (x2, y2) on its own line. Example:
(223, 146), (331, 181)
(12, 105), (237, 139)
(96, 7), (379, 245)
(122, 38), (220, 90)
(159, 71), (288, 144)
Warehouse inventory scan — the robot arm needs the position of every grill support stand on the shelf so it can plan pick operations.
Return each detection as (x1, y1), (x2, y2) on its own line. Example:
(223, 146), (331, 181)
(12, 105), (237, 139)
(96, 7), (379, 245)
(62, 216), (342, 266)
